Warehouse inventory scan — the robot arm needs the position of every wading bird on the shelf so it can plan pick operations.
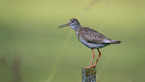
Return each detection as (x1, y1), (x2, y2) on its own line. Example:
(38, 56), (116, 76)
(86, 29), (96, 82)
(58, 18), (121, 68)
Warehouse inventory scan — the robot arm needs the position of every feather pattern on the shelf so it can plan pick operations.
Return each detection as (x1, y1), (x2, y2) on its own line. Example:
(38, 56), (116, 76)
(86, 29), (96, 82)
(77, 27), (120, 44)
(58, 18), (121, 49)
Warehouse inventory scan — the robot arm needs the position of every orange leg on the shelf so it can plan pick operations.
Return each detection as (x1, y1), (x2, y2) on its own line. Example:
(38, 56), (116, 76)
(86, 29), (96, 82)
(84, 49), (95, 69)
(92, 48), (101, 68)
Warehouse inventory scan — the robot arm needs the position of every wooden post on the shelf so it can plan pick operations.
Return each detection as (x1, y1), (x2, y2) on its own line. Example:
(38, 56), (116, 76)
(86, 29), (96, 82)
(82, 68), (96, 82)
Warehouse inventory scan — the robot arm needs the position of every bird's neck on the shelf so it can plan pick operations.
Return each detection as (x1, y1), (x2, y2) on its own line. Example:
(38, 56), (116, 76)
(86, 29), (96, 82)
(69, 25), (81, 31)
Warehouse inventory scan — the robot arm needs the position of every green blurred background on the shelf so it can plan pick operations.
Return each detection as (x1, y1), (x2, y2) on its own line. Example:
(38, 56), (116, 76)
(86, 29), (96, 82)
(0, 0), (145, 82)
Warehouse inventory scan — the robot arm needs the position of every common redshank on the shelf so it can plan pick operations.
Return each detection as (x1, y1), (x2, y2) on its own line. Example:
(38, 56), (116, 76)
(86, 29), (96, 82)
(58, 18), (121, 68)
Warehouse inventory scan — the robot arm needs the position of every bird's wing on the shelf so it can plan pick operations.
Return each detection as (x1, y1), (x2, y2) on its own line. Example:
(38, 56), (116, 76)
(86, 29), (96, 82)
(78, 27), (114, 44)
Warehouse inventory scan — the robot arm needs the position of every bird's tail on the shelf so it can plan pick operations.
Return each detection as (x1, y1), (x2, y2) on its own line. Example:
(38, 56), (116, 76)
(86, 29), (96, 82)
(112, 40), (121, 44)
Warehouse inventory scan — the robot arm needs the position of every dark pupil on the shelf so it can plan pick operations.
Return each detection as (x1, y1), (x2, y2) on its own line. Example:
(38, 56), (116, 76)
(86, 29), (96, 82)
(72, 21), (74, 23)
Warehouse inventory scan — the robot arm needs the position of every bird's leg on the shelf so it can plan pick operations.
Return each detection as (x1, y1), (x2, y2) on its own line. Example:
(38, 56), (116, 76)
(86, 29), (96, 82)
(90, 49), (95, 67)
(84, 49), (95, 69)
(92, 49), (101, 68)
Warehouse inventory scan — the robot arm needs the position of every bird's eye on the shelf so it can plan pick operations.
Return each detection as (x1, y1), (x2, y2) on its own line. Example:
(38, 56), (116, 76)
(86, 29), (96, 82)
(72, 21), (74, 23)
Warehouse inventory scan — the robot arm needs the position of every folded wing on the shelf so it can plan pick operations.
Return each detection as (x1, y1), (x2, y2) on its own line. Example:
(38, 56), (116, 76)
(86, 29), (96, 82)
(78, 27), (120, 44)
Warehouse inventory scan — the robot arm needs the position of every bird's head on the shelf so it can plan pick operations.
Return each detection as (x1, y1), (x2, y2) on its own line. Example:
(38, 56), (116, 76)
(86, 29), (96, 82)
(58, 18), (80, 29)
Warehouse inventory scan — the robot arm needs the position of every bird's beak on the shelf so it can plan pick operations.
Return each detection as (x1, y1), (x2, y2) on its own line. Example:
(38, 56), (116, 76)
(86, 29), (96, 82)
(58, 22), (70, 29)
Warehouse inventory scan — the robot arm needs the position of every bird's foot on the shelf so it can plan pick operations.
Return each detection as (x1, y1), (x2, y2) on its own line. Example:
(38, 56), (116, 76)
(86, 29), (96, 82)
(92, 64), (96, 68)
(84, 66), (94, 69)
(84, 66), (92, 69)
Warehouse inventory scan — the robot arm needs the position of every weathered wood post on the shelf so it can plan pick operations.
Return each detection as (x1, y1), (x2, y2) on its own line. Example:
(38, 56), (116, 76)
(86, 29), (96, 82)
(82, 68), (96, 82)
